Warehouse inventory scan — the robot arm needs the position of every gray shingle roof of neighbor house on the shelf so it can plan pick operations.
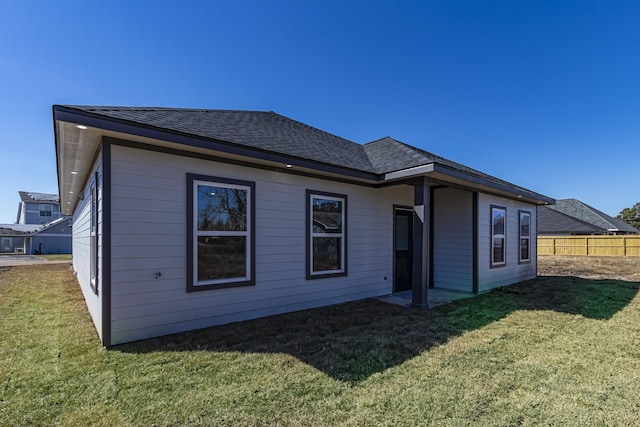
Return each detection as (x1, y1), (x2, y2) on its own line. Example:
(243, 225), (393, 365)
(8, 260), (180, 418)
(0, 224), (42, 235)
(53, 105), (554, 206)
(18, 191), (59, 203)
(0, 218), (70, 236)
(540, 199), (639, 234)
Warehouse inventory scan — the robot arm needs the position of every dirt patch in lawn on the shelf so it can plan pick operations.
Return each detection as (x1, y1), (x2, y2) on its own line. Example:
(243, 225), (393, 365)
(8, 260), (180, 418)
(538, 255), (640, 281)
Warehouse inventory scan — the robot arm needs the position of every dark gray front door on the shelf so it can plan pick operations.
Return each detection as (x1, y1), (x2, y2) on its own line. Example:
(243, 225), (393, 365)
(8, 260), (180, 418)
(394, 208), (413, 292)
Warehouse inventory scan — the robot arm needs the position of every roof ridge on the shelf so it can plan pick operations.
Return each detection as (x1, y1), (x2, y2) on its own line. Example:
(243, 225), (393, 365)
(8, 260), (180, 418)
(61, 105), (273, 114)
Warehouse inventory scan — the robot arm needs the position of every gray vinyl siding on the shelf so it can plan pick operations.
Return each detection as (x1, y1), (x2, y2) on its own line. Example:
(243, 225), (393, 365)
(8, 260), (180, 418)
(72, 155), (103, 341)
(477, 193), (537, 292)
(109, 145), (413, 344)
(433, 188), (473, 292)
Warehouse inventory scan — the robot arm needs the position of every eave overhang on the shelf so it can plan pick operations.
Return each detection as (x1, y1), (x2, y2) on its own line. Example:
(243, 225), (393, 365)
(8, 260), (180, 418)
(53, 105), (554, 216)
(383, 163), (555, 206)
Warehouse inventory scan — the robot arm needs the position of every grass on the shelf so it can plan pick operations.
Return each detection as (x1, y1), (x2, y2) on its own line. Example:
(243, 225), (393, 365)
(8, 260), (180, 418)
(1, 259), (639, 426)
(36, 254), (72, 261)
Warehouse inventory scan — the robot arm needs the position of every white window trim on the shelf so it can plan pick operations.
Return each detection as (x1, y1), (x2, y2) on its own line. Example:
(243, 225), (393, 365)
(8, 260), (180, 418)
(192, 178), (252, 287)
(308, 191), (347, 278)
(491, 205), (506, 268)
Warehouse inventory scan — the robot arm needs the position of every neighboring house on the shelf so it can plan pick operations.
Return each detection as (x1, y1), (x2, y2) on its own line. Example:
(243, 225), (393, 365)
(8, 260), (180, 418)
(0, 191), (72, 254)
(16, 191), (64, 224)
(538, 199), (639, 235)
(0, 218), (73, 254)
(0, 224), (39, 253)
(53, 105), (554, 346)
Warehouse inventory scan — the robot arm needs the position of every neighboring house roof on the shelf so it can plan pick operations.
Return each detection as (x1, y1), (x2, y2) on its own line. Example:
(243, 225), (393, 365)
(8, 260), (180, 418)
(53, 105), (555, 214)
(32, 217), (71, 235)
(539, 199), (639, 234)
(0, 224), (42, 236)
(18, 191), (59, 203)
(0, 218), (70, 236)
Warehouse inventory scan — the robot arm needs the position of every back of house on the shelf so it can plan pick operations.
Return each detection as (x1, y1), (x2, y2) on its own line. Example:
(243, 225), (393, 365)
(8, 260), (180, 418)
(53, 106), (554, 345)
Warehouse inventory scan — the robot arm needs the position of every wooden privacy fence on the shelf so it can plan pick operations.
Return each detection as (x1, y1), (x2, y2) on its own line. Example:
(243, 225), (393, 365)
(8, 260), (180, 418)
(538, 235), (640, 257)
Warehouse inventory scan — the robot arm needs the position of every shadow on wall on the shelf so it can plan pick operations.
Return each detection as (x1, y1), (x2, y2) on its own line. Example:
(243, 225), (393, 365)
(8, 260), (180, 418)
(113, 276), (639, 383)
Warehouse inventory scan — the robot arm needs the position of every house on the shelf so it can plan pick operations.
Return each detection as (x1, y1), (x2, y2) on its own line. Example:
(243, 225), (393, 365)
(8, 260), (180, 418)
(53, 105), (554, 346)
(538, 199), (639, 235)
(0, 224), (38, 253)
(0, 191), (72, 254)
(16, 191), (64, 224)
(0, 217), (72, 254)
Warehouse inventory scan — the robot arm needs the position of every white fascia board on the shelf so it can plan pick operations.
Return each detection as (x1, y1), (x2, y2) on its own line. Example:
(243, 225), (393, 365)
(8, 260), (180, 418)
(383, 164), (435, 181)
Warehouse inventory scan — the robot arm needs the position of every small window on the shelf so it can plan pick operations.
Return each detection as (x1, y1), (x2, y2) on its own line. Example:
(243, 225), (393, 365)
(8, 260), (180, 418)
(307, 190), (347, 279)
(519, 210), (531, 263)
(491, 205), (506, 268)
(90, 179), (98, 294)
(40, 204), (52, 217)
(187, 174), (255, 291)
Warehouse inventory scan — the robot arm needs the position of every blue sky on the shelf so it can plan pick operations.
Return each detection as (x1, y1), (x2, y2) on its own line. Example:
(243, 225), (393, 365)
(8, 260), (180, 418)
(1, 0), (639, 223)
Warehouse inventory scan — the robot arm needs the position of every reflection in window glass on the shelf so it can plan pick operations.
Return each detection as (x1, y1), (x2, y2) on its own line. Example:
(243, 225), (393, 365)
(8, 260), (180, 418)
(312, 198), (342, 234)
(197, 185), (247, 231)
(313, 237), (341, 271)
(491, 206), (506, 267)
(519, 211), (531, 262)
(190, 177), (253, 288)
(308, 192), (346, 277)
(197, 236), (247, 280)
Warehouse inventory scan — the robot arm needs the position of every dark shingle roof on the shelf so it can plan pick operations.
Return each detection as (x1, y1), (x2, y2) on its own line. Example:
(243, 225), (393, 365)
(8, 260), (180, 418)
(537, 206), (602, 235)
(363, 136), (536, 194)
(63, 106), (377, 173)
(56, 106), (552, 203)
(543, 199), (639, 234)
(19, 191), (59, 203)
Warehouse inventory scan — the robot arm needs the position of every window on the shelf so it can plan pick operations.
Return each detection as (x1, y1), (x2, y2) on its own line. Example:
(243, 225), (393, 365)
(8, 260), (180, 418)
(519, 210), (531, 263)
(306, 190), (347, 278)
(90, 178), (98, 294)
(491, 205), (506, 268)
(40, 204), (52, 217)
(187, 174), (255, 291)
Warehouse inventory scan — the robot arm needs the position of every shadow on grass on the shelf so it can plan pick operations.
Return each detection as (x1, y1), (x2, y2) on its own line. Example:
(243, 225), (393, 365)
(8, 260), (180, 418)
(114, 276), (639, 383)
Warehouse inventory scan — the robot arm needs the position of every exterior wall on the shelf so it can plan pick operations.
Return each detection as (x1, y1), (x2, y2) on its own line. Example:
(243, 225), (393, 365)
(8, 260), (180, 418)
(72, 154), (103, 341)
(0, 237), (27, 253)
(109, 145), (413, 344)
(432, 187), (473, 292)
(30, 218), (72, 254)
(477, 193), (537, 292)
(22, 202), (63, 224)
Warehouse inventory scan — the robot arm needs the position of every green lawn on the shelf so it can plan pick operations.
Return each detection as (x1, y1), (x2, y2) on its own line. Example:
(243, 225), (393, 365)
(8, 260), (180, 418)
(1, 263), (639, 426)
(37, 254), (72, 261)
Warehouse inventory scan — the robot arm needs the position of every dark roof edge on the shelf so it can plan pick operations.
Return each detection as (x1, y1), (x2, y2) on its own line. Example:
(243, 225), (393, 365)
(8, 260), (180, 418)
(432, 163), (555, 204)
(53, 105), (554, 204)
(52, 105), (380, 182)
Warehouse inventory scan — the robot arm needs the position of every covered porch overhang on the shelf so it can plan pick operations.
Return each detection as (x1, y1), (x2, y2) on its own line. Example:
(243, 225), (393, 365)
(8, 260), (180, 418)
(386, 167), (553, 310)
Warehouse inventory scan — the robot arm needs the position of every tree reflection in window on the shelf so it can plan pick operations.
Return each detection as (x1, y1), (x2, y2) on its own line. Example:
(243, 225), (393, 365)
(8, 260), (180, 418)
(198, 185), (247, 231)
(189, 176), (253, 289)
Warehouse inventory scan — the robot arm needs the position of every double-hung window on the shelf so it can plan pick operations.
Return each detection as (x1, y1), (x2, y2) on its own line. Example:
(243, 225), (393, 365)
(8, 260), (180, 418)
(306, 190), (347, 278)
(187, 174), (255, 291)
(519, 210), (531, 263)
(89, 175), (99, 294)
(491, 205), (506, 268)
(40, 204), (52, 217)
